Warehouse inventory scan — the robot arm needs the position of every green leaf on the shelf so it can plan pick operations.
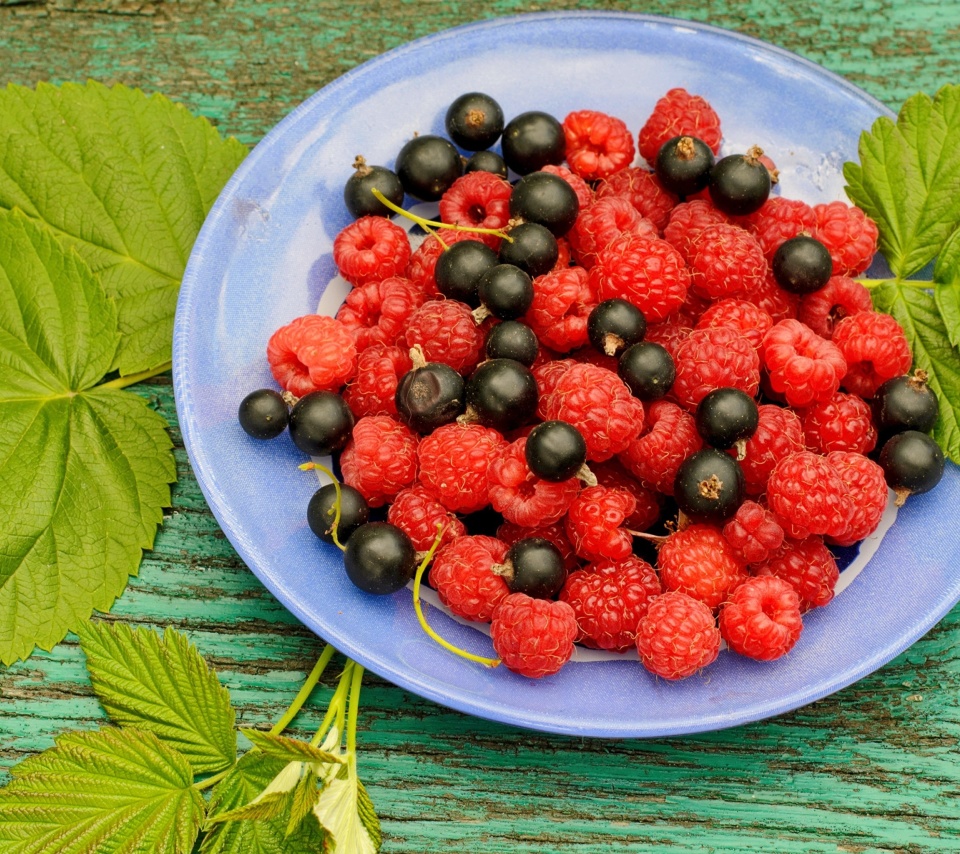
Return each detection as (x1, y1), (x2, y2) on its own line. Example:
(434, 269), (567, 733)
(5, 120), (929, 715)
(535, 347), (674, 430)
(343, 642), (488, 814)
(0, 726), (204, 854)
(0, 210), (175, 664)
(872, 282), (960, 461)
(76, 621), (236, 774)
(240, 729), (344, 767)
(286, 765), (321, 838)
(0, 81), (247, 374)
(844, 85), (960, 278)
(934, 227), (960, 348)
(312, 757), (381, 854)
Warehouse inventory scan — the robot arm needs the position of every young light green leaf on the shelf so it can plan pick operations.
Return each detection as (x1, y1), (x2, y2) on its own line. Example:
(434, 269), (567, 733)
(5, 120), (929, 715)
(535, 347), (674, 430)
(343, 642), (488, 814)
(286, 765), (321, 838)
(934, 227), (960, 348)
(312, 757), (381, 854)
(240, 728), (344, 767)
(0, 210), (175, 665)
(0, 727), (204, 854)
(76, 621), (236, 774)
(0, 81), (247, 374)
(844, 85), (960, 278)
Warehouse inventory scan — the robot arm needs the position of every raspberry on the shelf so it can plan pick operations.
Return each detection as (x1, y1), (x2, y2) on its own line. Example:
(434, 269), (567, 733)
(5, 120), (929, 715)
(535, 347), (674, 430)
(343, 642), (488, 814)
(686, 223), (767, 301)
(417, 422), (506, 514)
(497, 520), (580, 572)
(752, 536), (838, 610)
(404, 229), (477, 298)
(339, 415), (418, 507)
(342, 343), (412, 419)
(590, 460), (662, 532)
(542, 164), (594, 210)
(695, 299), (773, 351)
(657, 523), (748, 610)
(722, 500), (784, 564)
(490, 593), (578, 678)
(760, 319), (847, 408)
(564, 485), (637, 562)
(594, 167), (677, 232)
(487, 437), (580, 527)
(542, 363), (645, 462)
(672, 326), (760, 411)
(643, 319), (693, 359)
(405, 299), (485, 375)
(662, 198), (729, 261)
(387, 485), (466, 552)
(747, 270), (800, 323)
(738, 404), (805, 495)
(335, 275), (424, 352)
(798, 275), (873, 340)
(765, 450), (855, 540)
(559, 556), (661, 651)
(675, 288), (713, 328)
(813, 201), (879, 275)
(551, 236), (573, 272)
(332, 215), (411, 286)
(523, 266), (598, 353)
(637, 88), (723, 165)
(635, 591), (721, 680)
(438, 171), (512, 249)
(589, 234), (690, 322)
(569, 345), (619, 373)
(832, 311), (912, 399)
(745, 196), (817, 261)
(718, 576), (803, 660)
(531, 358), (577, 419)
(567, 197), (659, 269)
(801, 391), (877, 455)
(430, 535), (510, 622)
(562, 110), (636, 182)
(618, 400), (702, 495)
(267, 314), (358, 396)
(825, 450), (889, 546)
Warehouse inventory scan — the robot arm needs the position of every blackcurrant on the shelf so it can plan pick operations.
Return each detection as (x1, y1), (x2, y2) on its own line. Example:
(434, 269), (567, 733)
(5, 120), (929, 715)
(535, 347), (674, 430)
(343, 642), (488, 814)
(674, 448), (745, 522)
(477, 263), (534, 320)
(307, 483), (369, 544)
(588, 299), (646, 357)
(238, 388), (289, 440)
(465, 358), (539, 433)
(695, 388), (759, 450)
(708, 149), (771, 216)
(395, 135), (463, 201)
(445, 92), (504, 151)
(618, 342), (676, 401)
(465, 150), (508, 178)
(499, 538), (566, 599)
(395, 361), (465, 434)
(878, 430), (945, 504)
(434, 239), (498, 306)
(508, 171), (579, 237)
(343, 522), (416, 595)
(872, 371), (939, 442)
(501, 110), (565, 175)
(343, 157), (404, 218)
(288, 391), (354, 456)
(772, 235), (833, 294)
(498, 222), (558, 277)
(525, 420), (587, 482)
(485, 320), (539, 366)
(654, 135), (715, 198)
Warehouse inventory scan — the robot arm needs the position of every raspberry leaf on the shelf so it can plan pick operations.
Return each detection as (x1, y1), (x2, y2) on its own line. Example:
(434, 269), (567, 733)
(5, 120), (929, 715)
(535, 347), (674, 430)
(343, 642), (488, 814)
(0, 81), (247, 375)
(933, 227), (960, 348)
(239, 728), (344, 766)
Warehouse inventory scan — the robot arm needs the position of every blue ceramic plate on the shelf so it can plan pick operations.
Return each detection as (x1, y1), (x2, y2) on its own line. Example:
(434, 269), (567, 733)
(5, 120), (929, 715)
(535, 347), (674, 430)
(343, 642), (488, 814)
(173, 11), (960, 737)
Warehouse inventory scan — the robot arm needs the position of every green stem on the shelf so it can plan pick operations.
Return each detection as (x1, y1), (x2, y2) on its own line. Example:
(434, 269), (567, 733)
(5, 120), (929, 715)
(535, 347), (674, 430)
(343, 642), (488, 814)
(346, 662), (364, 756)
(858, 277), (931, 290)
(298, 462), (345, 550)
(194, 766), (232, 791)
(269, 645), (337, 736)
(371, 188), (512, 242)
(309, 660), (354, 747)
(95, 360), (173, 390)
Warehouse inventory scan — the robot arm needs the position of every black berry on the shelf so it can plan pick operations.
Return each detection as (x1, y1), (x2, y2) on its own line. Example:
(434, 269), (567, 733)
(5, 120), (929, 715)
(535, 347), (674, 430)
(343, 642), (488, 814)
(395, 361), (465, 434)
(343, 157), (404, 218)
(708, 149), (771, 216)
(618, 342), (676, 401)
(288, 391), (354, 456)
(498, 538), (566, 599)
(435, 239), (498, 306)
(445, 92), (504, 151)
(343, 522), (416, 595)
(238, 388), (289, 440)
(307, 483), (369, 544)
(772, 235), (833, 294)
(872, 371), (939, 442)
(695, 388), (759, 450)
(465, 358), (539, 433)
(477, 263), (534, 320)
(498, 222), (558, 277)
(465, 150), (508, 178)
(525, 420), (587, 482)
(501, 111), (565, 175)
(674, 448), (745, 522)
(509, 171), (579, 237)
(588, 299), (646, 357)
(485, 320), (539, 366)
(654, 135), (715, 198)
(878, 430), (945, 504)
(395, 135), (463, 201)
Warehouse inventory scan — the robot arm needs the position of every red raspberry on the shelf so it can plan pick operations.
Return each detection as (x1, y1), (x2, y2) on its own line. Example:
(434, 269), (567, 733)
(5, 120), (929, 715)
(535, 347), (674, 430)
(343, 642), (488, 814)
(532, 358), (577, 419)
(658, 524), (748, 610)
(332, 216), (411, 286)
(765, 451), (855, 540)
(695, 299), (773, 351)
(813, 201), (879, 275)
(267, 314), (358, 396)
(643, 319), (693, 359)
(594, 167), (677, 231)
(405, 299), (485, 375)
(387, 485), (466, 552)
(722, 500), (784, 564)
(342, 343), (412, 419)
(497, 520), (580, 572)
(417, 423), (506, 514)
(559, 556), (661, 651)
(638, 88), (723, 165)
(438, 171), (512, 249)
(687, 223), (767, 301)
(551, 236), (574, 272)
(567, 197), (659, 269)
(618, 400), (702, 495)
(340, 415), (418, 507)
(747, 270), (800, 323)
(744, 196), (817, 261)
(675, 289), (713, 328)
(569, 345), (619, 373)
(825, 450), (889, 546)
(335, 275), (424, 352)
(718, 576), (803, 661)
(404, 229), (477, 298)
(591, 460), (662, 532)
(564, 485), (637, 562)
(431, 535), (509, 623)
(542, 363), (645, 462)
(801, 391), (877, 455)
(798, 275), (873, 340)
(542, 164), (594, 210)
(487, 438), (580, 527)
(523, 266), (598, 353)
(738, 404), (805, 495)
(589, 234), (690, 322)
(832, 311), (912, 399)
(491, 593), (578, 678)
(663, 199), (729, 261)
(752, 536), (838, 611)
(562, 110), (636, 182)
(672, 326), (760, 411)
(636, 591), (721, 680)
(761, 319), (847, 407)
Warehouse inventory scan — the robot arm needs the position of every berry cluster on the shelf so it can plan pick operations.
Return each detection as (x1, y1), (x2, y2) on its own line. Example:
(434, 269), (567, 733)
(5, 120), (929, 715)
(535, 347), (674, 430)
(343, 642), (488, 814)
(238, 87), (945, 682)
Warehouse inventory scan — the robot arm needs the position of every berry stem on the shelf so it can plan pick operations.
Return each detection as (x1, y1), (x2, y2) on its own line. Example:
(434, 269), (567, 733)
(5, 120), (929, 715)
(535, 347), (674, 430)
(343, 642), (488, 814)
(309, 659), (355, 747)
(371, 188), (513, 244)
(269, 644), (337, 736)
(299, 461), (346, 550)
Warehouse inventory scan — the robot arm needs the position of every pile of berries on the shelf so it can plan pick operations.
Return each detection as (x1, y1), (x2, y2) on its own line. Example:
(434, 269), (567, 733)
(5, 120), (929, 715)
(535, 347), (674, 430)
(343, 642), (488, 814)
(238, 87), (946, 681)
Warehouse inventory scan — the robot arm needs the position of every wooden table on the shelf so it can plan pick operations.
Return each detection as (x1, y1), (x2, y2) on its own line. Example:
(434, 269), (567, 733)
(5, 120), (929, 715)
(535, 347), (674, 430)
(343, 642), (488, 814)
(2, 2), (959, 852)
